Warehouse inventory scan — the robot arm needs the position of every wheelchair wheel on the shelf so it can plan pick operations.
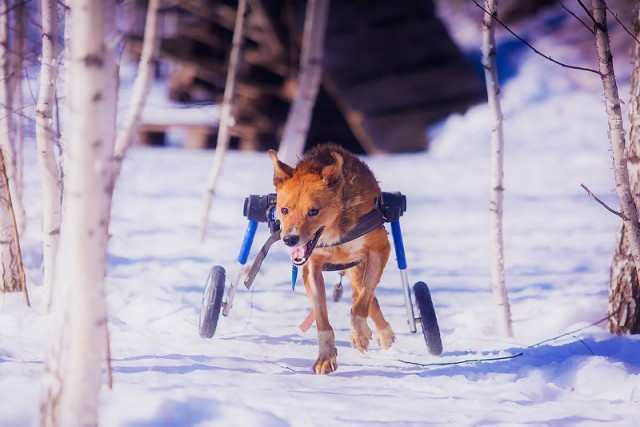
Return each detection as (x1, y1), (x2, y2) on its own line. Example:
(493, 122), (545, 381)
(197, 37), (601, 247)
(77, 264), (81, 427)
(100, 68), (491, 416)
(199, 265), (226, 338)
(413, 281), (443, 355)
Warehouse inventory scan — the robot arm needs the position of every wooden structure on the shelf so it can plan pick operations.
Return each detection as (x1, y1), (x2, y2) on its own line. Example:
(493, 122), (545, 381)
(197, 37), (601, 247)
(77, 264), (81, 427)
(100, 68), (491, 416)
(127, 0), (486, 153)
(137, 123), (217, 148)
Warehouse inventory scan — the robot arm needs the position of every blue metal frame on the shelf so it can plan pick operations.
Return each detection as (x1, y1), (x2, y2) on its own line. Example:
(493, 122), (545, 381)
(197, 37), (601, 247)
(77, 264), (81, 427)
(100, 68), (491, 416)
(223, 220), (259, 317)
(226, 201), (418, 333)
(390, 219), (417, 333)
(237, 220), (258, 265)
(390, 220), (407, 270)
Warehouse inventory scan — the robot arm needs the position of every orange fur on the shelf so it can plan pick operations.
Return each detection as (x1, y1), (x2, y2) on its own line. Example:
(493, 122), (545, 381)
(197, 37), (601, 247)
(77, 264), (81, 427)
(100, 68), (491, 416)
(269, 143), (395, 374)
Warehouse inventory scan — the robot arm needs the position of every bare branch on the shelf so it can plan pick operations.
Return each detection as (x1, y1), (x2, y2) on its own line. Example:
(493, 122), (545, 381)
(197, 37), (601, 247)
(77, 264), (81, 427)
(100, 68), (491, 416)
(399, 352), (524, 368)
(580, 183), (627, 220)
(560, 0), (594, 35)
(471, 0), (601, 76)
(527, 314), (609, 348)
(576, 0), (597, 25)
(265, 360), (296, 372)
(605, 4), (640, 46)
(571, 335), (596, 355)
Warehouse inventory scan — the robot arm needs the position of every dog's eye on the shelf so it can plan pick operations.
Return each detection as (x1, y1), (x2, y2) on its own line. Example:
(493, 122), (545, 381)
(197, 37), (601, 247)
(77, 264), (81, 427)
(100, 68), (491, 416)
(281, 207), (289, 215)
(308, 208), (319, 217)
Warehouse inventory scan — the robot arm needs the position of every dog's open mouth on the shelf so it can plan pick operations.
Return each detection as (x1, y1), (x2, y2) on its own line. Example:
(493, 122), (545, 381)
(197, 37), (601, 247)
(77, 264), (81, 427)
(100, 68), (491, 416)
(290, 227), (324, 267)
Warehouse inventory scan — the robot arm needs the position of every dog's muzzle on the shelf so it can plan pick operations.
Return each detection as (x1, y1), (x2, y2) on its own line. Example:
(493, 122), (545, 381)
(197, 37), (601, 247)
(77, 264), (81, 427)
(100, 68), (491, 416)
(289, 227), (324, 267)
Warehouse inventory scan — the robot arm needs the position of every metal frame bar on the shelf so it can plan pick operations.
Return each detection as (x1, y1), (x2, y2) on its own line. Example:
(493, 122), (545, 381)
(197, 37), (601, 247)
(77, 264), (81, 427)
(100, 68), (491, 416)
(390, 220), (417, 333)
(223, 220), (258, 316)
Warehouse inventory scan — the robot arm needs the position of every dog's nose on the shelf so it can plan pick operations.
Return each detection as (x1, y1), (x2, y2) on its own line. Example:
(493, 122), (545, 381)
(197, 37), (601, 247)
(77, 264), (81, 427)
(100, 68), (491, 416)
(283, 234), (299, 247)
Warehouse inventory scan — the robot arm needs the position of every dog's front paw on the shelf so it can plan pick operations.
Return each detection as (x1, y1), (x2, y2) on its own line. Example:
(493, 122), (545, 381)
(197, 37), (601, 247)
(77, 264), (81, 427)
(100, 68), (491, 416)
(313, 330), (338, 374)
(350, 315), (373, 353)
(312, 353), (338, 374)
(377, 324), (395, 350)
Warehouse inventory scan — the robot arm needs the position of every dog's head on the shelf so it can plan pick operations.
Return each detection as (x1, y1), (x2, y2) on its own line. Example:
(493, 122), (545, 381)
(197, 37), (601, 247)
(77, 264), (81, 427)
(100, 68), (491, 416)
(268, 149), (344, 266)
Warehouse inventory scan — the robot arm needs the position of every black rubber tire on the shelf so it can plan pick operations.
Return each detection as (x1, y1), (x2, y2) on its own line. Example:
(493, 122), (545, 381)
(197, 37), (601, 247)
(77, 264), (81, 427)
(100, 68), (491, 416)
(413, 281), (443, 355)
(199, 266), (226, 339)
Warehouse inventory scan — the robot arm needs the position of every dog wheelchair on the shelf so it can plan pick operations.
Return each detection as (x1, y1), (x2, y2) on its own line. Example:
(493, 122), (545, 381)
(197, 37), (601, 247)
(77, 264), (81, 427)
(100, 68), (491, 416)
(199, 191), (443, 356)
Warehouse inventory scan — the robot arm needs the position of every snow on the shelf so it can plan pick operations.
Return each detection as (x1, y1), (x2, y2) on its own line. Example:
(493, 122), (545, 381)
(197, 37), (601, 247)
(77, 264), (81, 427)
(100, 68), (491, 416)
(3, 6), (640, 426)
(136, 82), (221, 128)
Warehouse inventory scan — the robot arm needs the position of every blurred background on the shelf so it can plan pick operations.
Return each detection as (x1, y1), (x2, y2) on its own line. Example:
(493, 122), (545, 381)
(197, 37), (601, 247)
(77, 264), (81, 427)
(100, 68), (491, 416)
(18, 0), (634, 154)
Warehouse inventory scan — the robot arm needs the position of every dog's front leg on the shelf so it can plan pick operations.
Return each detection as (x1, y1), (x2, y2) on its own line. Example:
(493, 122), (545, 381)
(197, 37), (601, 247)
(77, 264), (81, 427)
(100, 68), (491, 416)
(303, 263), (337, 374)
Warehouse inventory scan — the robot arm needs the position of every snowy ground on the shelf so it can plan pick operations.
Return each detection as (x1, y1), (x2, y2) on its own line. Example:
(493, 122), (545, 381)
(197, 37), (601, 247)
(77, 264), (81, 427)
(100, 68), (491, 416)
(3, 5), (640, 426)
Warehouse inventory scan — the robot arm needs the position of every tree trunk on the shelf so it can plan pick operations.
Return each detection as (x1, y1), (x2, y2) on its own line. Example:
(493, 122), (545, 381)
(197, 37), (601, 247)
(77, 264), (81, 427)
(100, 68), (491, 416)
(0, 149), (19, 292)
(199, 0), (247, 241)
(0, 0), (25, 235)
(481, 0), (513, 337)
(40, 1), (117, 425)
(277, 0), (330, 165)
(36, 0), (61, 312)
(0, 0), (21, 293)
(0, 147), (27, 301)
(608, 4), (640, 335)
(592, 1), (640, 332)
(57, 4), (72, 172)
(112, 0), (161, 184)
(12, 0), (25, 218)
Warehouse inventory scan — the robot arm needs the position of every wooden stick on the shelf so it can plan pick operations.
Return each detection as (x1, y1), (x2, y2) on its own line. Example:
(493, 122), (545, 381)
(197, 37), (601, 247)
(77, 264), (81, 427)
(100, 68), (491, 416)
(482, 0), (513, 338)
(112, 0), (162, 184)
(277, 0), (331, 164)
(199, 0), (248, 241)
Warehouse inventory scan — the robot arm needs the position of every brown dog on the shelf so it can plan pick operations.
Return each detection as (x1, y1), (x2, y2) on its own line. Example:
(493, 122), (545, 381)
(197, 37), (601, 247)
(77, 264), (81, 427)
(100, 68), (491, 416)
(269, 143), (395, 374)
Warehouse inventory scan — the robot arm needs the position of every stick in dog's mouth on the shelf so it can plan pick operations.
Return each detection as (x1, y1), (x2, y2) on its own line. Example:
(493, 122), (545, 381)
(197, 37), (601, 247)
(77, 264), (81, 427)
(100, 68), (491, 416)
(291, 226), (325, 267)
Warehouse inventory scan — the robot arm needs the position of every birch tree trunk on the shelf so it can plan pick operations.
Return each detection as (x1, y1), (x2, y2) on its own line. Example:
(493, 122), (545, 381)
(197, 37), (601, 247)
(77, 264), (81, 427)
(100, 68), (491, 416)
(0, 0), (26, 235)
(36, 0), (61, 312)
(608, 3), (640, 334)
(0, 0), (22, 293)
(112, 0), (161, 184)
(57, 4), (72, 175)
(481, 0), (513, 338)
(12, 0), (25, 215)
(277, 0), (330, 165)
(40, 1), (117, 425)
(592, 0), (640, 304)
(199, 0), (247, 241)
(0, 146), (27, 301)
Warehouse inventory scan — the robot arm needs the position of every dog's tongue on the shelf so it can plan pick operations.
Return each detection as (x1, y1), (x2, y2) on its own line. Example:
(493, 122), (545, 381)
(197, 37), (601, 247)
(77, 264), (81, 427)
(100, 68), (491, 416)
(291, 244), (307, 262)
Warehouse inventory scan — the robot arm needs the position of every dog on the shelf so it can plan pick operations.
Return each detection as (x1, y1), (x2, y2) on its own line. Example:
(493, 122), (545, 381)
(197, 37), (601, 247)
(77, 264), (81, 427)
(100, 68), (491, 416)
(268, 143), (395, 374)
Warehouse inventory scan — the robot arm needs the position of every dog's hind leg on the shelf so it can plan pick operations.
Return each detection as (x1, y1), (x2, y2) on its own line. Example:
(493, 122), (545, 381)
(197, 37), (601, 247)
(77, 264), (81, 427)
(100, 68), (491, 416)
(349, 271), (395, 350)
(368, 296), (395, 349)
(303, 263), (338, 374)
(347, 229), (392, 352)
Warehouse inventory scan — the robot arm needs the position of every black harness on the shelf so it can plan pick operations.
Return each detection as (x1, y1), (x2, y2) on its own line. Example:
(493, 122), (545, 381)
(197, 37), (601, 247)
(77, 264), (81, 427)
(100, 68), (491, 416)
(244, 208), (385, 288)
(241, 192), (406, 290)
(318, 208), (385, 271)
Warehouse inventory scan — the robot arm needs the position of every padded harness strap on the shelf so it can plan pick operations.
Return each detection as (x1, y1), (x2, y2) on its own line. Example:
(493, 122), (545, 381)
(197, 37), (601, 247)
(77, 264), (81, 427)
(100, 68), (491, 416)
(245, 208), (385, 288)
(318, 208), (385, 272)
(317, 208), (385, 248)
(244, 229), (281, 289)
(322, 260), (362, 271)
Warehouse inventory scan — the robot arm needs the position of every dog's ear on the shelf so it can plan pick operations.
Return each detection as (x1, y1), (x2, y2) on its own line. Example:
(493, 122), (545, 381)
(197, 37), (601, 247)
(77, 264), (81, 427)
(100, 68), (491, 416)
(321, 151), (344, 188)
(268, 149), (293, 188)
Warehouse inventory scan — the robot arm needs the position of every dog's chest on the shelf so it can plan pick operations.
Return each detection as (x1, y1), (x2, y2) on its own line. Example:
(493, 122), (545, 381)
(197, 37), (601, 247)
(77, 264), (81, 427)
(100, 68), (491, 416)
(314, 237), (367, 263)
